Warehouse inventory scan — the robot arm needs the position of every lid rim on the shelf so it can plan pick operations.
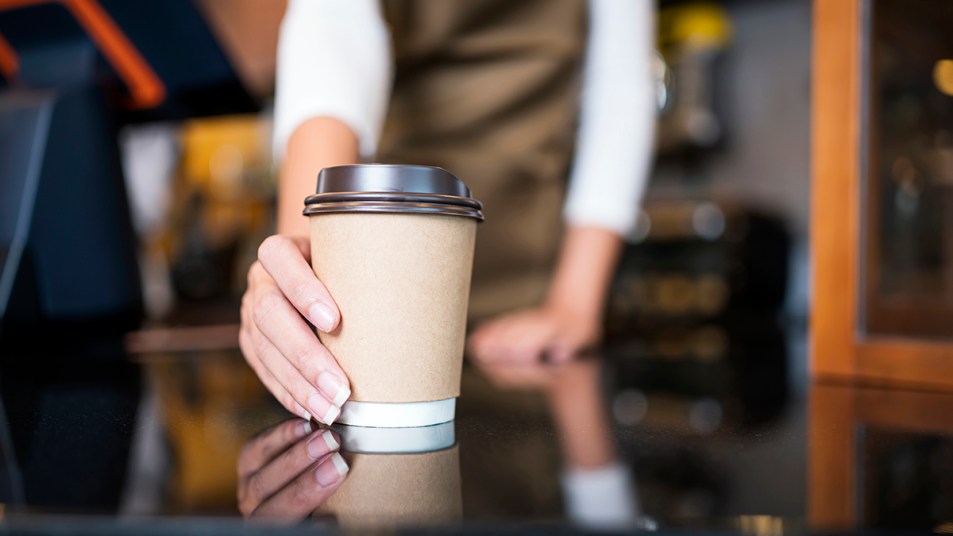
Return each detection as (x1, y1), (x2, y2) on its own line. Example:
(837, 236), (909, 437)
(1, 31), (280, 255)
(305, 191), (483, 210)
(303, 201), (484, 221)
(306, 164), (483, 221)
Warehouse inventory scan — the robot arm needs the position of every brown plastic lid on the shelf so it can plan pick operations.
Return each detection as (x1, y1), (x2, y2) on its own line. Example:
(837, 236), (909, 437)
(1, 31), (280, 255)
(303, 164), (484, 221)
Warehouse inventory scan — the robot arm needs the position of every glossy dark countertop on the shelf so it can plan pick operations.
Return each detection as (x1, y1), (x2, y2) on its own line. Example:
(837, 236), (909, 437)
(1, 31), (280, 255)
(0, 326), (950, 534)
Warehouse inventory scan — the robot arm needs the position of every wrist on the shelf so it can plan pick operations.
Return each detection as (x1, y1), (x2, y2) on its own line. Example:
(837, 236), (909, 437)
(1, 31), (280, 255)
(544, 283), (605, 321)
(277, 117), (359, 236)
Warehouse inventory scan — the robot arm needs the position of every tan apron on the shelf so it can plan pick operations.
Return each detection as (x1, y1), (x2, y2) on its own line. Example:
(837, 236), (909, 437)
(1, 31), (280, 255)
(377, 0), (587, 322)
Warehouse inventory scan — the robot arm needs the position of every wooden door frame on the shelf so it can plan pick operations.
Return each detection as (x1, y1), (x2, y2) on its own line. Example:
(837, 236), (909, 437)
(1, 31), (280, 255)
(811, 0), (953, 388)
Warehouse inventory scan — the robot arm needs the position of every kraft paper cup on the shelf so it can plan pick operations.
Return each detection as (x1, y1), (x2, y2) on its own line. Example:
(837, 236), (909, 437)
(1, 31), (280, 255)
(303, 165), (483, 427)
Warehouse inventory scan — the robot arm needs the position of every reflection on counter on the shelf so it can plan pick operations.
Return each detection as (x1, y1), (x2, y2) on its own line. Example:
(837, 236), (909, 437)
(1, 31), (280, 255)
(469, 358), (643, 530)
(810, 382), (953, 532)
(240, 357), (644, 531)
(141, 349), (276, 512)
(317, 423), (462, 528)
(0, 347), (140, 512)
(237, 419), (344, 520)
(4, 341), (953, 532)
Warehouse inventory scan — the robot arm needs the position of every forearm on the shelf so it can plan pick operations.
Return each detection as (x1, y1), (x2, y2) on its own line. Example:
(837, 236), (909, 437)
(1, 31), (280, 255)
(545, 225), (623, 322)
(277, 117), (360, 236)
(548, 360), (618, 468)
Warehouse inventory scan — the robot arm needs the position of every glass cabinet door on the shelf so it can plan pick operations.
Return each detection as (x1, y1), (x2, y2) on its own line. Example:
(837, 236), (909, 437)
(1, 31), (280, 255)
(812, 0), (953, 390)
(865, 0), (953, 339)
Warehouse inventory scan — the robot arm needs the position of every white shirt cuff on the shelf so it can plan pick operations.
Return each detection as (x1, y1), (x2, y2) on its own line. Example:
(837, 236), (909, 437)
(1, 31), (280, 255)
(561, 462), (641, 528)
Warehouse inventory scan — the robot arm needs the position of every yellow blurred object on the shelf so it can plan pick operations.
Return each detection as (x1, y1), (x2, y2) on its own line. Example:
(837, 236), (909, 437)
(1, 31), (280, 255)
(161, 114), (275, 298)
(179, 115), (268, 197)
(933, 59), (953, 97)
(149, 354), (280, 512)
(659, 2), (732, 52)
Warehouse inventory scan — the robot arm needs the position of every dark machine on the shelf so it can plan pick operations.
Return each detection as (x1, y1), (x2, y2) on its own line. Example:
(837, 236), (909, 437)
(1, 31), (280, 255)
(0, 0), (256, 510)
(0, 0), (256, 348)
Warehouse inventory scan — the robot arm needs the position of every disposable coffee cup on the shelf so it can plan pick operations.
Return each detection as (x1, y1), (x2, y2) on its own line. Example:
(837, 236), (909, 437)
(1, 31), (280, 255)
(303, 165), (483, 427)
(316, 423), (462, 527)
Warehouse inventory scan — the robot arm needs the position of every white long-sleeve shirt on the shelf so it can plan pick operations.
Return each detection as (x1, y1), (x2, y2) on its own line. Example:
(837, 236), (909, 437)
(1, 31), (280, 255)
(274, 0), (655, 235)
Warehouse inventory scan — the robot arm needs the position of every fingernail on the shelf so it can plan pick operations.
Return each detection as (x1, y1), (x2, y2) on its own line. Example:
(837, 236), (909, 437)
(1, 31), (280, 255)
(317, 371), (351, 407)
(323, 405), (341, 426)
(308, 302), (337, 332)
(307, 430), (339, 459)
(315, 453), (349, 487)
(294, 402), (312, 423)
(295, 419), (313, 439)
(308, 392), (340, 425)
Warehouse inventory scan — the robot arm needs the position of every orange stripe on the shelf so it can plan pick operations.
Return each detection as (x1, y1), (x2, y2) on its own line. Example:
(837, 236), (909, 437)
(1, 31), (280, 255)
(0, 0), (165, 109)
(0, 33), (17, 80)
(62, 0), (164, 108)
(0, 0), (46, 8)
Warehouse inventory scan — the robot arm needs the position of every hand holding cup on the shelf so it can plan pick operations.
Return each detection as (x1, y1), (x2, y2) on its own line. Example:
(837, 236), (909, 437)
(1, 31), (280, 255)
(239, 235), (352, 425)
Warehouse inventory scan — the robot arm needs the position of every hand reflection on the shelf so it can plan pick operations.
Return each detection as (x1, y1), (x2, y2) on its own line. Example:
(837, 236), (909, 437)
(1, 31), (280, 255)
(473, 358), (561, 391)
(475, 357), (616, 468)
(237, 419), (349, 519)
(476, 356), (640, 529)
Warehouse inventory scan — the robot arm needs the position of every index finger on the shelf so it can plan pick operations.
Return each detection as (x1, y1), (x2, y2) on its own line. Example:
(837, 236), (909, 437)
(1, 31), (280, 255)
(239, 419), (313, 480)
(258, 235), (340, 333)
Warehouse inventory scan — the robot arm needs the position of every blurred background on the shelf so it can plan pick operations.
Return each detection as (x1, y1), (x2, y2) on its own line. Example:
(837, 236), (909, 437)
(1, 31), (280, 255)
(0, 0), (813, 523)
(6, 0), (953, 529)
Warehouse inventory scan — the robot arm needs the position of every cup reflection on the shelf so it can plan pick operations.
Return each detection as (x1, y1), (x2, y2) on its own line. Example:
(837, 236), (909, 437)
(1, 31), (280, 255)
(316, 421), (462, 528)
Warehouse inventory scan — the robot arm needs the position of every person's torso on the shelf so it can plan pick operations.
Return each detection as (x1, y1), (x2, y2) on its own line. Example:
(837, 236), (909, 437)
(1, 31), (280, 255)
(378, 0), (587, 321)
